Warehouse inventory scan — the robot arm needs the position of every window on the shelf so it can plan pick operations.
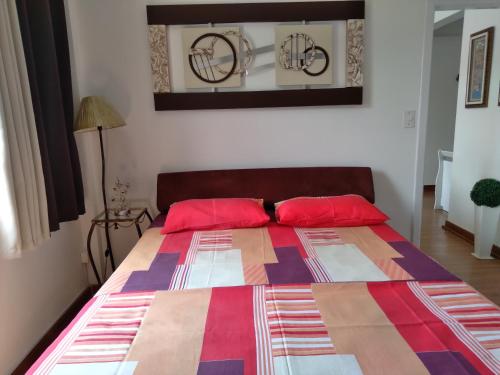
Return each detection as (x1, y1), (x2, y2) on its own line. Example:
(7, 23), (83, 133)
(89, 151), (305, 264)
(0, 101), (18, 255)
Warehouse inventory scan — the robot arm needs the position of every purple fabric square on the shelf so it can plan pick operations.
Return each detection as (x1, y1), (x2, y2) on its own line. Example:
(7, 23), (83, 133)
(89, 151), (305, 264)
(121, 252), (179, 292)
(391, 241), (459, 281)
(265, 246), (315, 284)
(197, 360), (244, 375)
(417, 351), (480, 375)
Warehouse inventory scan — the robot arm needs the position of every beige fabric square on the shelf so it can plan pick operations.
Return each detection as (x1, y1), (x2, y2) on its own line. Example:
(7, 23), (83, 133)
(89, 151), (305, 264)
(313, 283), (430, 375)
(334, 226), (403, 260)
(232, 227), (277, 266)
(115, 228), (164, 272)
(126, 289), (212, 374)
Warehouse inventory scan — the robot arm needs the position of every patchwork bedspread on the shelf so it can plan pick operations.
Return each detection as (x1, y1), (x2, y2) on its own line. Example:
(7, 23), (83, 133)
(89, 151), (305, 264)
(29, 222), (500, 374)
(96, 223), (458, 295)
(30, 281), (500, 374)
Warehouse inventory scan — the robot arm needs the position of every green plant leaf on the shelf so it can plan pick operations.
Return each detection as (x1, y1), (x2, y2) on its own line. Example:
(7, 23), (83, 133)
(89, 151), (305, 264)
(470, 178), (500, 207)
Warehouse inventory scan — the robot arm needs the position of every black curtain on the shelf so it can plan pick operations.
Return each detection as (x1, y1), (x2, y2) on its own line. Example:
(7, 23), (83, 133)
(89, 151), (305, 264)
(16, 0), (85, 231)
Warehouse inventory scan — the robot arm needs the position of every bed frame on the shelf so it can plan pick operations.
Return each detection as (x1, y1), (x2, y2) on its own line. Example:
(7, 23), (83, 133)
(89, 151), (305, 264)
(156, 167), (374, 213)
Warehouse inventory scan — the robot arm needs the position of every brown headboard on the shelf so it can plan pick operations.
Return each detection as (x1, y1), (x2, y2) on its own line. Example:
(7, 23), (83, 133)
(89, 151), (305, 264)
(156, 167), (374, 213)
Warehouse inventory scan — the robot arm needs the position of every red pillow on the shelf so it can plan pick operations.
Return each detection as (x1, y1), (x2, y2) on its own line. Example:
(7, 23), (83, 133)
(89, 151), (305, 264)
(161, 198), (270, 234)
(275, 195), (389, 227)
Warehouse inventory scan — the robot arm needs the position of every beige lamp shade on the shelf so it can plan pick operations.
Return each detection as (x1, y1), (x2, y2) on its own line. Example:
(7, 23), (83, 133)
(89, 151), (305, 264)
(74, 96), (126, 133)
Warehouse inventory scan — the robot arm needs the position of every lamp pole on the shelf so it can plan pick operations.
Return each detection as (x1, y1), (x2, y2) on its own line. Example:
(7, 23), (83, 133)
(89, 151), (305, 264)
(98, 126), (116, 271)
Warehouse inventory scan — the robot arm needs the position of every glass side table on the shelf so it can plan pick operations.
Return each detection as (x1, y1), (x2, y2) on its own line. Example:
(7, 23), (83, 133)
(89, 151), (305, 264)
(87, 207), (153, 285)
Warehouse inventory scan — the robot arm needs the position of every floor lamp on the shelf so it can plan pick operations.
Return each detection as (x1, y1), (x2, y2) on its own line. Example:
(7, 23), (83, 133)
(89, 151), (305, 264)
(74, 96), (126, 275)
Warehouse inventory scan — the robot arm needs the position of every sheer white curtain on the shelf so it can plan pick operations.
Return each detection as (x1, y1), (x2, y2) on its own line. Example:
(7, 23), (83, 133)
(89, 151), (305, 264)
(0, 0), (49, 257)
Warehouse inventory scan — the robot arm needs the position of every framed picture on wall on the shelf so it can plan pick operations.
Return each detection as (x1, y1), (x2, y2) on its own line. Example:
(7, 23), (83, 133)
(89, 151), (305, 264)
(146, 1), (365, 110)
(498, 81), (500, 106)
(465, 27), (494, 108)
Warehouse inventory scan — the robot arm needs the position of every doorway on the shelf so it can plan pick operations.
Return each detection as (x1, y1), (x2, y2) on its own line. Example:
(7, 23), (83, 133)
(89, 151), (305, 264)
(422, 10), (462, 214)
(413, 0), (500, 246)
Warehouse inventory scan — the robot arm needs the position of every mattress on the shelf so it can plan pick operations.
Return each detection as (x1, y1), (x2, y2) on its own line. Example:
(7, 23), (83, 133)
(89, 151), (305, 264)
(28, 219), (500, 374)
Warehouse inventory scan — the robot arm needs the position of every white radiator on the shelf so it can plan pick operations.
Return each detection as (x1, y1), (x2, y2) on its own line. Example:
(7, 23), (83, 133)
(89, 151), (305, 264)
(434, 150), (453, 212)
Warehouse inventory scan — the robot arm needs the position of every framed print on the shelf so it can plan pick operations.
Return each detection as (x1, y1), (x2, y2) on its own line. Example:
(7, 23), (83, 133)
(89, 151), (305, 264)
(146, 1), (365, 110)
(465, 27), (494, 108)
(181, 27), (242, 89)
(275, 25), (333, 86)
(498, 81), (500, 106)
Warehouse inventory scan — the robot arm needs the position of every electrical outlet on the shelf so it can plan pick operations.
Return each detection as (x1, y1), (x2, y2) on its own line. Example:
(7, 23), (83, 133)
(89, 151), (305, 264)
(81, 251), (89, 264)
(403, 110), (416, 128)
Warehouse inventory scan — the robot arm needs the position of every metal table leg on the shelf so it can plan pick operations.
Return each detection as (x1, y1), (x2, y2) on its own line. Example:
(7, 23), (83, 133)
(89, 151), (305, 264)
(135, 223), (143, 237)
(104, 222), (116, 271)
(145, 209), (153, 223)
(86, 222), (102, 285)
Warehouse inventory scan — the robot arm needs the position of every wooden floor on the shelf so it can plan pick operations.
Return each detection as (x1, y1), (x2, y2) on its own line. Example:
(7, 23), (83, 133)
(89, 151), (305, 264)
(420, 191), (500, 305)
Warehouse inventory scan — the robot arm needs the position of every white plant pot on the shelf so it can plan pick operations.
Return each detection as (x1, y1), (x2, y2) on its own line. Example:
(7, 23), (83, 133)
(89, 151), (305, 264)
(473, 204), (500, 259)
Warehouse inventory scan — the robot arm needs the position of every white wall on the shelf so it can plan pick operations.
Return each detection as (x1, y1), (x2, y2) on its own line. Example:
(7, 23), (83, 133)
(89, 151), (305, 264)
(447, 9), (500, 236)
(423, 35), (461, 186)
(0, 221), (87, 374)
(66, 0), (428, 256)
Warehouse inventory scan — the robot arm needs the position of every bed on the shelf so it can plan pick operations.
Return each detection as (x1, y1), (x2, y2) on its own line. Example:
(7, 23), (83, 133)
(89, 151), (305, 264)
(29, 167), (500, 375)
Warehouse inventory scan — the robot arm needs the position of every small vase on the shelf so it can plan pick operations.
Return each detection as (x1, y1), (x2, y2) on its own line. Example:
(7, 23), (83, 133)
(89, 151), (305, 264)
(117, 208), (130, 217)
(473, 205), (500, 259)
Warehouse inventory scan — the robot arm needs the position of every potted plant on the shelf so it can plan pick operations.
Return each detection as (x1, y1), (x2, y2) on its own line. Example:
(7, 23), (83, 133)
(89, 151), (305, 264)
(470, 178), (500, 259)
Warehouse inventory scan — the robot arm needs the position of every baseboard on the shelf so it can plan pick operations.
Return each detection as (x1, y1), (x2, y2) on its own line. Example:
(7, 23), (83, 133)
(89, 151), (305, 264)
(423, 185), (436, 192)
(442, 220), (474, 244)
(492, 244), (500, 259)
(12, 285), (98, 375)
(442, 220), (500, 259)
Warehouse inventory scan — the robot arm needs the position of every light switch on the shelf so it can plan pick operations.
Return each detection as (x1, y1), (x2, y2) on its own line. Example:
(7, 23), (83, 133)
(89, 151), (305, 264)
(403, 110), (416, 128)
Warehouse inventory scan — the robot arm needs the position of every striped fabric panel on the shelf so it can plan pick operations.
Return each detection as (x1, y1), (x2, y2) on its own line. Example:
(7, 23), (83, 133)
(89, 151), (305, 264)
(374, 259), (413, 281)
(185, 231), (233, 265)
(31, 295), (107, 375)
(305, 258), (333, 283)
(185, 232), (202, 265)
(265, 285), (335, 357)
(171, 230), (234, 288)
(57, 292), (155, 364)
(244, 264), (269, 285)
(420, 282), (500, 352)
(169, 265), (190, 290)
(410, 282), (500, 373)
(197, 231), (232, 251)
(295, 228), (344, 258)
(302, 228), (343, 246)
(254, 285), (275, 375)
(295, 228), (318, 258)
